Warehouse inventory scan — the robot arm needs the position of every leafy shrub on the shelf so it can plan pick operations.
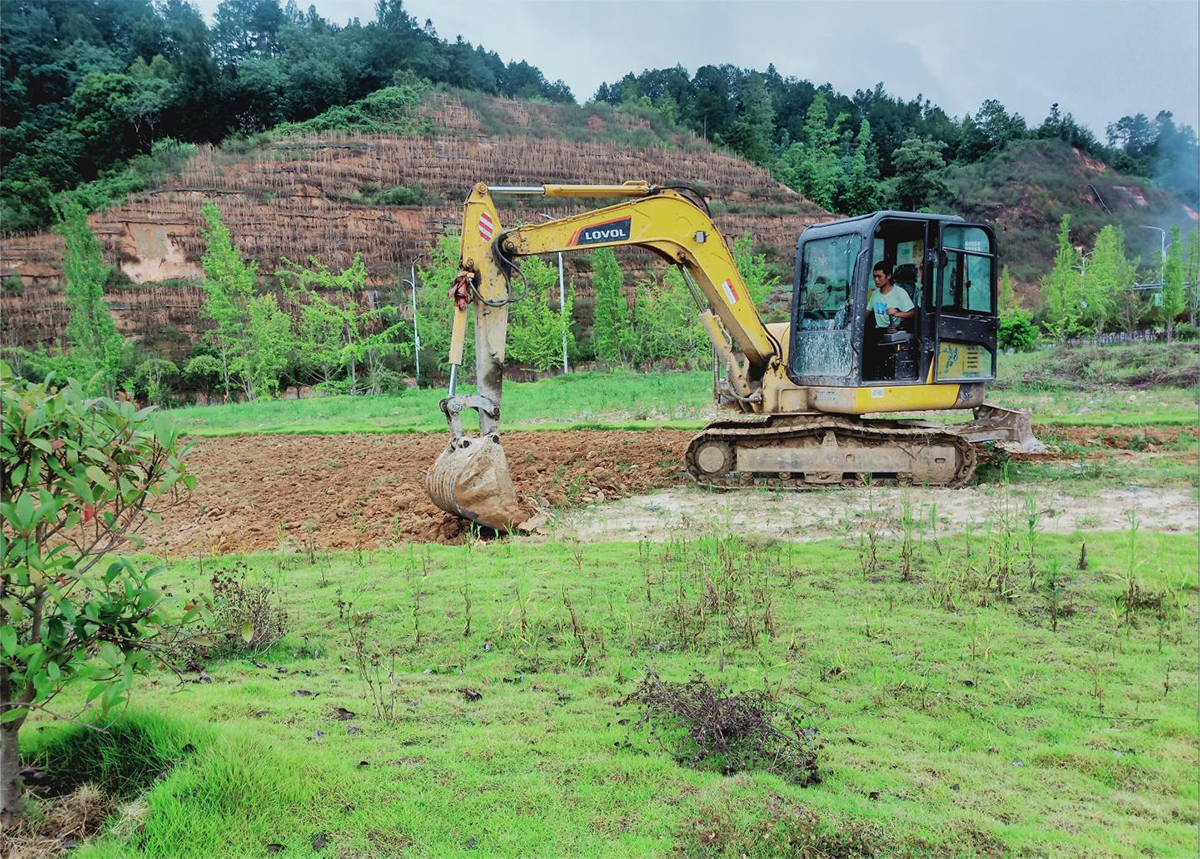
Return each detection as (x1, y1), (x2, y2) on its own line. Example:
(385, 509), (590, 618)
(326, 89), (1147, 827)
(999, 310), (1039, 351)
(201, 562), (289, 656)
(1175, 322), (1198, 342)
(620, 671), (821, 785)
(1, 276), (22, 296)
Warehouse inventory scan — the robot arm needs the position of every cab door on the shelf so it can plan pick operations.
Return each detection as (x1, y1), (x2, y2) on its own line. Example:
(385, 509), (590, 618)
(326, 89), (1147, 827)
(932, 222), (998, 382)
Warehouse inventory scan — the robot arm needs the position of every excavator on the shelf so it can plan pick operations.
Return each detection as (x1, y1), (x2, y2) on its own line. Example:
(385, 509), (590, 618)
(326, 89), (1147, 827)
(425, 181), (1042, 530)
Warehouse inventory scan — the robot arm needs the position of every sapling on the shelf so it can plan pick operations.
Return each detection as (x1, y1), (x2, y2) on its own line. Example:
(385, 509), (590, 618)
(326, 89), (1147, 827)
(1, 368), (197, 825)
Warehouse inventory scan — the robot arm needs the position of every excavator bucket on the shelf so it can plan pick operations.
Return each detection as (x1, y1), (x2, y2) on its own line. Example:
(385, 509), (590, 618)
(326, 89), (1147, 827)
(426, 433), (528, 532)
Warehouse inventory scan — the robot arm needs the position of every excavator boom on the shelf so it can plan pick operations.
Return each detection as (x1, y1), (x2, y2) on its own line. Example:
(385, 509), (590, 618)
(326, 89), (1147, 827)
(427, 181), (780, 530)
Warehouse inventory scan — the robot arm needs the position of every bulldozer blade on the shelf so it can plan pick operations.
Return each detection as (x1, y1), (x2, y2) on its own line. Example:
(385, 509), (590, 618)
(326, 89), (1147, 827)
(426, 434), (528, 531)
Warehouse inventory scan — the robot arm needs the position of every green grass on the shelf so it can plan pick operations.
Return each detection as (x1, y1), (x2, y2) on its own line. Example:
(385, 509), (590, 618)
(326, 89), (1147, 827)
(171, 342), (1198, 438)
(22, 523), (1199, 857)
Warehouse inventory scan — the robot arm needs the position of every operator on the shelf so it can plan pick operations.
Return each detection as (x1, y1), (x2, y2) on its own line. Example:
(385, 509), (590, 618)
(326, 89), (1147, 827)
(865, 262), (915, 379)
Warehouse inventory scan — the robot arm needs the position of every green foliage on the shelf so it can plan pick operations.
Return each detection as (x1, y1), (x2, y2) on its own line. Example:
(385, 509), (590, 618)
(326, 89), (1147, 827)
(507, 257), (574, 373)
(723, 72), (774, 166)
(272, 83), (428, 137)
(1160, 226), (1186, 341)
(998, 265), (1019, 315)
(133, 358), (180, 406)
(1, 277), (22, 297)
(590, 248), (632, 363)
(52, 199), (128, 396)
(278, 253), (406, 394)
(999, 310), (1038, 352)
(198, 200), (257, 400)
(0, 363), (197, 821)
(629, 269), (709, 366)
(731, 233), (780, 312)
(885, 136), (948, 211)
(416, 233), (472, 381)
(1082, 225), (1138, 335)
(1042, 215), (1084, 342)
(183, 354), (224, 399)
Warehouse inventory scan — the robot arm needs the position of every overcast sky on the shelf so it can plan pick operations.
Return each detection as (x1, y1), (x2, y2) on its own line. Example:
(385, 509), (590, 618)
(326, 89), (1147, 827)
(192, 0), (1200, 135)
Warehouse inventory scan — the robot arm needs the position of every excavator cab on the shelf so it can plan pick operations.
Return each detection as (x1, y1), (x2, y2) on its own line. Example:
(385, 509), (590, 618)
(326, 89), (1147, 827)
(790, 212), (998, 400)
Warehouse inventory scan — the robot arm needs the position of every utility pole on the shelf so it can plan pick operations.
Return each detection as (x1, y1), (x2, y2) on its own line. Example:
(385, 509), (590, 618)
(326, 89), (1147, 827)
(538, 213), (569, 374)
(403, 254), (424, 387)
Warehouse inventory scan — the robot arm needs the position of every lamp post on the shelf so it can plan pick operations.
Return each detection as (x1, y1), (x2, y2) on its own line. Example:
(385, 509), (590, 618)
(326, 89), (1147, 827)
(538, 212), (569, 374)
(1139, 225), (1167, 266)
(402, 254), (424, 387)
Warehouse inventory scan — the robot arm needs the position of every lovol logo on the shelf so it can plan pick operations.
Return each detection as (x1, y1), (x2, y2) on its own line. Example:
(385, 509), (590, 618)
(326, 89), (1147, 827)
(570, 216), (632, 246)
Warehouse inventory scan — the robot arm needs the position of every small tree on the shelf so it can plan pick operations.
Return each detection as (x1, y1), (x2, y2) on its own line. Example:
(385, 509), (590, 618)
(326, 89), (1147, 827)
(732, 233), (781, 314)
(591, 247), (631, 363)
(1161, 226), (1186, 341)
(52, 199), (128, 396)
(1083, 225), (1138, 335)
(416, 233), (472, 381)
(1187, 229), (1199, 326)
(998, 265), (1019, 316)
(197, 200), (256, 400)
(183, 354), (223, 401)
(1042, 214), (1084, 342)
(507, 256), (574, 373)
(133, 357), (179, 406)
(0, 363), (196, 825)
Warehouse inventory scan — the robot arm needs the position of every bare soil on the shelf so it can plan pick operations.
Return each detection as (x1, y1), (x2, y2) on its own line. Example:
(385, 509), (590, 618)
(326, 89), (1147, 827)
(134, 428), (1196, 555)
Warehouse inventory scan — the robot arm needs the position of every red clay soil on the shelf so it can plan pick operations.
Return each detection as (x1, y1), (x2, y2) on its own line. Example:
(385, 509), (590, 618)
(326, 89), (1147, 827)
(134, 424), (1193, 555)
(140, 430), (691, 554)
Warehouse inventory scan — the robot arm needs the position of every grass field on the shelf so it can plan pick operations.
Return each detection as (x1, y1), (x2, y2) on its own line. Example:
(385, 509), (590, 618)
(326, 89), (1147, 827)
(170, 344), (1199, 437)
(18, 518), (1199, 858)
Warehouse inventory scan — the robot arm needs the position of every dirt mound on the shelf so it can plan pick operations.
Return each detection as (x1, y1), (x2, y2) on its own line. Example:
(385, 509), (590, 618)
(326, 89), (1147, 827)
(139, 431), (691, 554)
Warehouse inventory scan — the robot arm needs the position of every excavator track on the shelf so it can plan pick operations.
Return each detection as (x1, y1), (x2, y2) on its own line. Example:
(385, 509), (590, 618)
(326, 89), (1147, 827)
(684, 416), (978, 490)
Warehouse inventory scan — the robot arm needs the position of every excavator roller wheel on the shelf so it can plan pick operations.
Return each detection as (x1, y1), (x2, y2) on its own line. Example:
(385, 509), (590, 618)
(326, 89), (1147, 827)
(693, 440), (734, 476)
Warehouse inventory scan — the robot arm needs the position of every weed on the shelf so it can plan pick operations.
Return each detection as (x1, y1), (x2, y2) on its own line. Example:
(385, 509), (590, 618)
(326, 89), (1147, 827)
(620, 670), (821, 785)
(561, 586), (588, 666)
(342, 606), (400, 723)
(201, 562), (289, 656)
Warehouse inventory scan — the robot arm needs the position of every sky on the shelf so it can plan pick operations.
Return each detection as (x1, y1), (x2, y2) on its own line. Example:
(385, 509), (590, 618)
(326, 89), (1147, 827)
(191, 0), (1200, 136)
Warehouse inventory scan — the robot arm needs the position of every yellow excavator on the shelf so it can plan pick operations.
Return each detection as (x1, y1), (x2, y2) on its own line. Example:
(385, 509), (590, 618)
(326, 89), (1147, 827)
(426, 181), (1041, 530)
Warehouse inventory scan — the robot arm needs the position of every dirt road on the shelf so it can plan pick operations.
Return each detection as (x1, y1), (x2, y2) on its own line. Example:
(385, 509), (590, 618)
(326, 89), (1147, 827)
(134, 428), (1195, 554)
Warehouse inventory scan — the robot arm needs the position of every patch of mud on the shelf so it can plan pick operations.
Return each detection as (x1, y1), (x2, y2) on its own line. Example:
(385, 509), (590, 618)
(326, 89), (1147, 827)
(553, 484), (1198, 544)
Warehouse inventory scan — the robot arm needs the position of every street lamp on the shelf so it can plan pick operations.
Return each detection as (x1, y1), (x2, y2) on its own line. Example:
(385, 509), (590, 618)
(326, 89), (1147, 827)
(538, 213), (570, 375)
(402, 254), (425, 387)
(1139, 225), (1167, 266)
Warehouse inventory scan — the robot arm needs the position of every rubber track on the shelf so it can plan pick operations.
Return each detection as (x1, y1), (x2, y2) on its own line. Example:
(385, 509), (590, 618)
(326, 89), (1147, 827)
(684, 416), (978, 490)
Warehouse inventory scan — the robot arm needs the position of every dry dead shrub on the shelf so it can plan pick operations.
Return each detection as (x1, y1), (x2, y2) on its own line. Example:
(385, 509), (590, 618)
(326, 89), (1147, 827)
(0, 784), (115, 859)
(620, 671), (821, 785)
(201, 561), (289, 655)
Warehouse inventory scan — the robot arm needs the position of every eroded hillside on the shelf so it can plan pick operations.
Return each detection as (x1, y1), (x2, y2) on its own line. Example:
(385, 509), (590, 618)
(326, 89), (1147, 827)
(0, 91), (828, 352)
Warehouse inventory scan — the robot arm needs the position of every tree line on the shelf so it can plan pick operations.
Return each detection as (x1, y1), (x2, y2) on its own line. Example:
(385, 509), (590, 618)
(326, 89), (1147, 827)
(1, 0), (572, 231)
(595, 65), (1200, 215)
(3, 201), (1198, 403)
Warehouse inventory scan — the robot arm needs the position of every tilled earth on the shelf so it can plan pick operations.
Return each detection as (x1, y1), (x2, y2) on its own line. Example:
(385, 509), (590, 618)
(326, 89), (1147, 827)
(135, 426), (1194, 554)
(141, 430), (689, 553)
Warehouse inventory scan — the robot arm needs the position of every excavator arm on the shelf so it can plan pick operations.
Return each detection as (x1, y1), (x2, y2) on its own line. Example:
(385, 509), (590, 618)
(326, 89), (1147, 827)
(426, 181), (782, 530)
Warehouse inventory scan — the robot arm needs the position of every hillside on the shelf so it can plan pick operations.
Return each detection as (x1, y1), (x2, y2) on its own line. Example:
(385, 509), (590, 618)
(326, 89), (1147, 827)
(0, 88), (827, 356)
(941, 138), (1197, 290)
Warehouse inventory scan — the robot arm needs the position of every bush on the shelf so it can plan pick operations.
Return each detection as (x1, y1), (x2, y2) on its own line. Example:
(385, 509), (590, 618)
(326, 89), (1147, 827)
(200, 562), (289, 656)
(1, 276), (22, 297)
(1175, 322), (1198, 342)
(999, 309), (1039, 351)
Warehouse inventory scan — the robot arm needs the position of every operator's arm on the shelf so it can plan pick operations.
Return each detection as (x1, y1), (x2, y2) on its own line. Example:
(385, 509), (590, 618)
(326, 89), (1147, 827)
(887, 289), (916, 320)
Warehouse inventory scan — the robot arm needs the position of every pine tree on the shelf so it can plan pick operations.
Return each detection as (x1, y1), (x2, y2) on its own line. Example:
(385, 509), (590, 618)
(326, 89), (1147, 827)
(1043, 214), (1083, 342)
(797, 90), (842, 210)
(591, 247), (630, 362)
(841, 119), (880, 214)
(52, 199), (127, 395)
